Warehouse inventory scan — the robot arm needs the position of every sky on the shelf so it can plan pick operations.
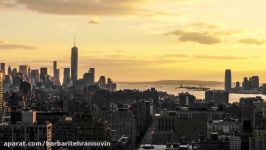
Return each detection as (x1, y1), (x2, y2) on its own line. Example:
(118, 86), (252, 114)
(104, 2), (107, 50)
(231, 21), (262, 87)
(0, 0), (266, 82)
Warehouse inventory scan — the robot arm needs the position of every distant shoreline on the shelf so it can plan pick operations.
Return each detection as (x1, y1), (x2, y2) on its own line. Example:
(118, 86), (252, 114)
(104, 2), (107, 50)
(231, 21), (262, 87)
(117, 80), (224, 86)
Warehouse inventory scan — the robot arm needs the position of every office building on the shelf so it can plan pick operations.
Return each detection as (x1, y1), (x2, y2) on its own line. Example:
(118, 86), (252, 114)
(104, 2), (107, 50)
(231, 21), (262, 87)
(205, 90), (229, 105)
(53, 61), (60, 85)
(98, 76), (106, 87)
(54, 69), (60, 85)
(225, 69), (232, 92)
(263, 84), (266, 94)
(0, 122), (52, 150)
(82, 68), (96, 86)
(1, 111), (51, 149)
(242, 77), (250, 90)
(236, 81), (240, 89)
(40, 67), (48, 83)
(27, 66), (31, 79)
(53, 61), (57, 78)
(200, 139), (230, 150)
(249, 129), (266, 150)
(11, 68), (17, 79)
(89, 68), (95, 83)
(207, 119), (241, 139)
(152, 111), (209, 144)
(63, 68), (71, 85)
(19, 65), (29, 79)
(250, 76), (259, 89)
(100, 108), (136, 146)
(178, 92), (196, 106)
(31, 69), (40, 85)
(53, 114), (111, 148)
(7, 66), (11, 76)
(0, 63), (5, 75)
(36, 112), (67, 124)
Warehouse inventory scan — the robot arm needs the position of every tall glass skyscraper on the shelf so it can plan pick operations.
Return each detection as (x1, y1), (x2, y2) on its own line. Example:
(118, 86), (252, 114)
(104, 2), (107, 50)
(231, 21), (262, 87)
(225, 69), (232, 92)
(53, 61), (57, 79)
(53, 61), (60, 85)
(71, 41), (78, 81)
(63, 68), (71, 85)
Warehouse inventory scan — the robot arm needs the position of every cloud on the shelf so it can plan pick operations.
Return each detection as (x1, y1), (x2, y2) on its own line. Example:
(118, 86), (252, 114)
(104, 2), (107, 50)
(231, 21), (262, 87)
(165, 30), (221, 44)
(239, 38), (266, 45)
(161, 54), (188, 58)
(191, 22), (220, 30)
(159, 53), (254, 60)
(214, 29), (242, 36)
(10, 0), (147, 16)
(88, 18), (101, 24)
(0, 0), (172, 17)
(194, 55), (248, 60)
(0, 39), (36, 50)
(0, 0), (16, 7)
(190, 22), (242, 36)
(164, 22), (245, 44)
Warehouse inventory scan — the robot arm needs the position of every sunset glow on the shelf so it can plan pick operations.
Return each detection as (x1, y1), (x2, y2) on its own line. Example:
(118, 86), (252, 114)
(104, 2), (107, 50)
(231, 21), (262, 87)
(1, 0), (266, 82)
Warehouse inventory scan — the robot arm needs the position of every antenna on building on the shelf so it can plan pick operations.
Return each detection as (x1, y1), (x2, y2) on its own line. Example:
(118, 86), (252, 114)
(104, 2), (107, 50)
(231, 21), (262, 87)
(74, 35), (76, 47)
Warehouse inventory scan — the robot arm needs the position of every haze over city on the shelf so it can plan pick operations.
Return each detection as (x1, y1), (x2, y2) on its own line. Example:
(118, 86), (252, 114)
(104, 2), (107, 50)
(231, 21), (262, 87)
(1, 0), (266, 82)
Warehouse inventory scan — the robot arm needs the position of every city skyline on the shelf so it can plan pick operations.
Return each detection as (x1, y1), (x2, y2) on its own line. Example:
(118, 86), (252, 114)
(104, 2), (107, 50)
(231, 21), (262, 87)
(0, 41), (264, 84)
(2, 1), (266, 150)
(1, 0), (266, 82)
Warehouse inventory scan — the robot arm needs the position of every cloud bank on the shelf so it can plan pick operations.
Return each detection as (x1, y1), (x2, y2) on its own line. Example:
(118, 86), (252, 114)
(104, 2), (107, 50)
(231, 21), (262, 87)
(165, 30), (221, 44)
(0, 39), (36, 50)
(8, 0), (147, 16)
(239, 38), (266, 45)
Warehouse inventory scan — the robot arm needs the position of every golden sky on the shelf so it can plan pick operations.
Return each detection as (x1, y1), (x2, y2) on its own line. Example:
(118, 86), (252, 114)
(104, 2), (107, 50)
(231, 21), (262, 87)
(0, 0), (266, 82)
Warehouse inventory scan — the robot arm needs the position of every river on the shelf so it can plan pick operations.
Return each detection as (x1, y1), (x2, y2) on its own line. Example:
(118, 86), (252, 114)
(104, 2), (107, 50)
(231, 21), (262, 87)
(117, 83), (266, 103)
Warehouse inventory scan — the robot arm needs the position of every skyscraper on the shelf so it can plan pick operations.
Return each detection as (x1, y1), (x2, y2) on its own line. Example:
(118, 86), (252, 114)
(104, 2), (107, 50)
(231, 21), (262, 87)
(0, 72), (4, 123)
(236, 81), (240, 89)
(98, 76), (106, 88)
(27, 66), (31, 79)
(7, 66), (11, 76)
(53, 61), (57, 78)
(63, 68), (71, 85)
(89, 68), (95, 83)
(53, 61), (60, 85)
(225, 69), (232, 92)
(40, 67), (48, 83)
(19, 65), (29, 80)
(11, 68), (17, 79)
(54, 69), (60, 85)
(250, 76), (259, 89)
(242, 77), (250, 90)
(205, 90), (229, 105)
(71, 40), (78, 81)
(31, 69), (40, 85)
(0, 63), (5, 75)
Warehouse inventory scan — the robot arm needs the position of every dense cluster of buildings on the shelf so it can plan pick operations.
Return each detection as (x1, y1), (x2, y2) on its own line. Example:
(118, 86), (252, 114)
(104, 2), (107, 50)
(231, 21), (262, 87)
(0, 42), (116, 92)
(151, 91), (266, 150)
(1, 66), (266, 150)
(0, 72), (156, 149)
(2, 50), (266, 149)
(224, 69), (266, 94)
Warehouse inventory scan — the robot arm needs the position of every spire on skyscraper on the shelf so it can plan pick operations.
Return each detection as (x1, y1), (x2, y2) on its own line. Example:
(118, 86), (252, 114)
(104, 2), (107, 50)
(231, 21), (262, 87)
(74, 35), (76, 47)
